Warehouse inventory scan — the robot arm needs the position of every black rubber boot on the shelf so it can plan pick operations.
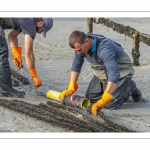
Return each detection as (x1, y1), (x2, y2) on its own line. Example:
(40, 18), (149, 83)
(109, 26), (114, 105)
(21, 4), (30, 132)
(0, 70), (25, 98)
(0, 24), (25, 98)
(131, 80), (142, 102)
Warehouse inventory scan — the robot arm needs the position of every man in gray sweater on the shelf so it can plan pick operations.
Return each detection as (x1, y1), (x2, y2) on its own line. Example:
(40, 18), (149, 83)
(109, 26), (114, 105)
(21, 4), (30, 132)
(59, 30), (142, 115)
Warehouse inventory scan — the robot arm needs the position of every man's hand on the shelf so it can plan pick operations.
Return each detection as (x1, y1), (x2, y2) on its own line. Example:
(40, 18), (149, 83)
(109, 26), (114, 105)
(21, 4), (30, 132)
(11, 47), (22, 70)
(91, 91), (113, 115)
(59, 81), (78, 101)
(32, 77), (42, 87)
(29, 68), (42, 87)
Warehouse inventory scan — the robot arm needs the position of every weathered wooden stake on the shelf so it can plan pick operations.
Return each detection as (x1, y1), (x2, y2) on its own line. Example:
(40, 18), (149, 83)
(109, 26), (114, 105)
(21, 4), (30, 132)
(87, 18), (93, 33)
(132, 34), (140, 66)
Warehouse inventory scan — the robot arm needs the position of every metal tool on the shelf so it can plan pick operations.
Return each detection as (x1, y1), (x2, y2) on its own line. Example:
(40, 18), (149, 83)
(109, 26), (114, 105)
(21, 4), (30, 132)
(22, 65), (28, 74)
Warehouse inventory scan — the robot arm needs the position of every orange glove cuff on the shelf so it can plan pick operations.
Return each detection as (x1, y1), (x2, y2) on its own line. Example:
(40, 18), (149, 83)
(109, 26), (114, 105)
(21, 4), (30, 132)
(100, 91), (113, 106)
(29, 68), (38, 78)
(68, 80), (78, 91)
(11, 46), (22, 57)
(29, 68), (42, 87)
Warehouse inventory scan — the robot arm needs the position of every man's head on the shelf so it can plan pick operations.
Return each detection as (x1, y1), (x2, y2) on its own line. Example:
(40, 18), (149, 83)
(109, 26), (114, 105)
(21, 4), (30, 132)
(35, 18), (53, 37)
(69, 30), (92, 54)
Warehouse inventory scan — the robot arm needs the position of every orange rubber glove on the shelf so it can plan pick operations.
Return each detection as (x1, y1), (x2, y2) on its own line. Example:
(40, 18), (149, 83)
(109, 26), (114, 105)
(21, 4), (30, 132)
(11, 47), (22, 70)
(59, 81), (78, 101)
(92, 91), (113, 115)
(29, 68), (42, 87)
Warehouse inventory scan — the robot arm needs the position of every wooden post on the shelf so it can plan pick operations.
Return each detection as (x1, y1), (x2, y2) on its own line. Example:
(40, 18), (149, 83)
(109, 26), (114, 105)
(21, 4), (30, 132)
(87, 18), (93, 33)
(132, 34), (140, 66)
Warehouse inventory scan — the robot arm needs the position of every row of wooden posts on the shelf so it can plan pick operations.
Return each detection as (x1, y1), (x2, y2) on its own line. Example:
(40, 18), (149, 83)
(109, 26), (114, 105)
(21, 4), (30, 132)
(87, 18), (150, 66)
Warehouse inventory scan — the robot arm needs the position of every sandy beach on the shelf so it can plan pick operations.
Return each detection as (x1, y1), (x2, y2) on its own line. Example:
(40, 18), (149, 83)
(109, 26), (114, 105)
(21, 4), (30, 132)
(0, 18), (150, 134)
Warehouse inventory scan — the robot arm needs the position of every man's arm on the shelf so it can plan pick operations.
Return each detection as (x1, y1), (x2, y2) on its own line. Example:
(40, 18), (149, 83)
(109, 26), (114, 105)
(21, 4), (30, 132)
(105, 81), (117, 94)
(59, 52), (83, 101)
(70, 71), (79, 82)
(24, 34), (35, 69)
(8, 30), (23, 69)
(91, 39), (120, 115)
(8, 30), (35, 70)
(97, 40), (121, 94)
(9, 30), (42, 87)
(24, 34), (42, 87)
(59, 71), (80, 101)
(8, 29), (20, 46)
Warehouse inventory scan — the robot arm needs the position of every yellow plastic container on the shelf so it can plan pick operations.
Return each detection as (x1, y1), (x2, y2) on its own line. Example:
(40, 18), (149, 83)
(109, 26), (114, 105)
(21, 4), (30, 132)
(46, 90), (91, 108)
(46, 90), (61, 101)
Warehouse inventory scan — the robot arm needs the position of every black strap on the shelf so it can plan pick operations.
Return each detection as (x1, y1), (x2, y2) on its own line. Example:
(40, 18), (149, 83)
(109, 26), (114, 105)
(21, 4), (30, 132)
(95, 38), (105, 62)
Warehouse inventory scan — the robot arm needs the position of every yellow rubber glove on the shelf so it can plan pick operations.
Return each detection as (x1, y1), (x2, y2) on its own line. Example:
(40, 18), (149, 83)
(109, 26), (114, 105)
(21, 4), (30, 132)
(59, 81), (78, 101)
(92, 91), (113, 115)
(29, 68), (42, 87)
(11, 47), (22, 70)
